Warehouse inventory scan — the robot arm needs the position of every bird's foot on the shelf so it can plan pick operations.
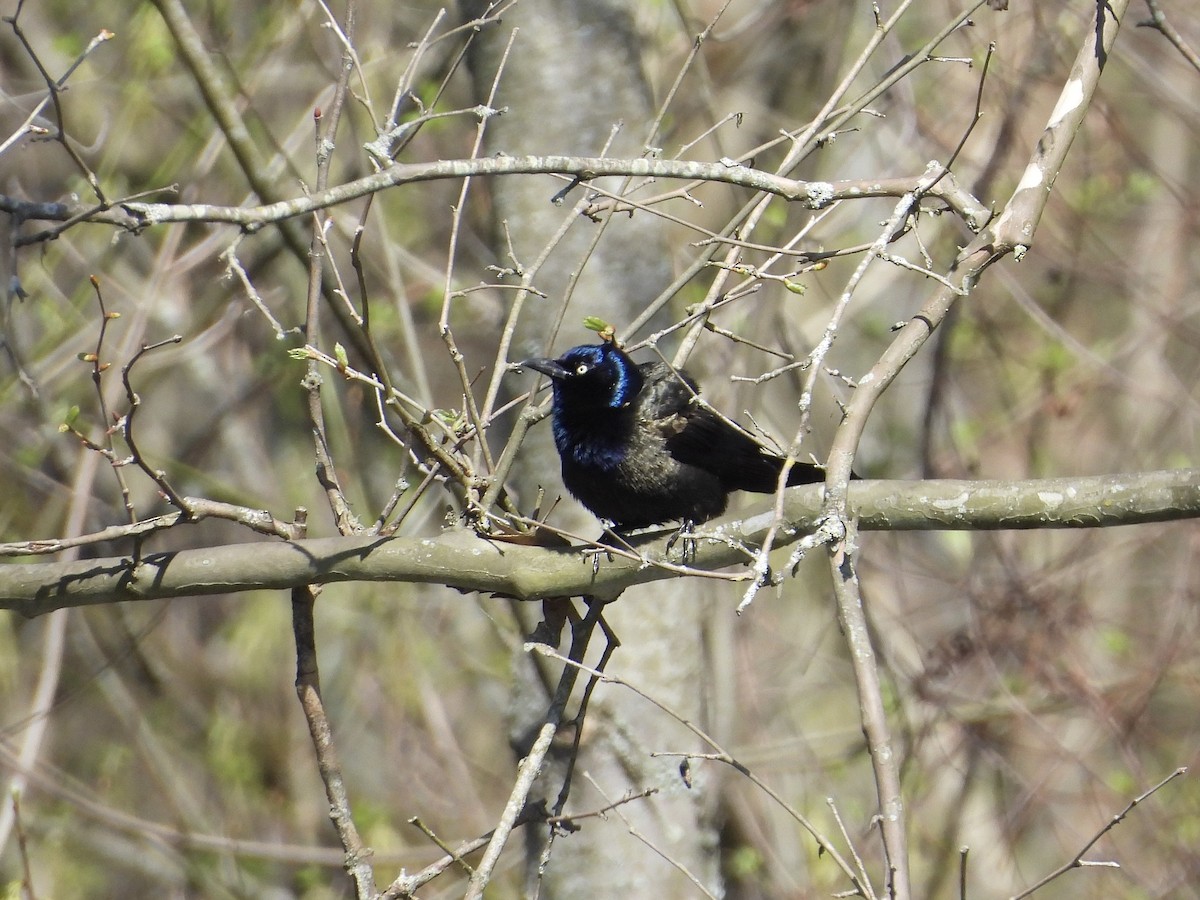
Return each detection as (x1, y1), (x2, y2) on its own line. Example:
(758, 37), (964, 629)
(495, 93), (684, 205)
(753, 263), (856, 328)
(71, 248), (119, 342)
(582, 525), (624, 575)
(581, 544), (612, 576)
(665, 519), (698, 563)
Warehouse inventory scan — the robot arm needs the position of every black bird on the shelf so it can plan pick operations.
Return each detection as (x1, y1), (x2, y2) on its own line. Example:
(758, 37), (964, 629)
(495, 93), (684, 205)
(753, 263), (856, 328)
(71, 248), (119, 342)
(518, 342), (827, 531)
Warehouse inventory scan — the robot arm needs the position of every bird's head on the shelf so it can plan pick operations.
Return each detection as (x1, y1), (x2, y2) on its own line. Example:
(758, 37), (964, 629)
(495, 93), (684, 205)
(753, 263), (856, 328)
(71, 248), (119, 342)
(518, 343), (644, 410)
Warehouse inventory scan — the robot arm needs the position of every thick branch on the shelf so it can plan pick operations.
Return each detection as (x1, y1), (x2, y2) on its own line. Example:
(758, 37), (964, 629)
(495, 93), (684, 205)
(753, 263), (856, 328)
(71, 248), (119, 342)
(992, 0), (1131, 253)
(819, 8), (1133, 892)
(1, 470), (1195, 616)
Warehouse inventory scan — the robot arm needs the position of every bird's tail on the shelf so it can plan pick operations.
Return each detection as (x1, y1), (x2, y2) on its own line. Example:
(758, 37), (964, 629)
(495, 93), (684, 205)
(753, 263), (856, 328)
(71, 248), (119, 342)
(784, 460), (827, 486)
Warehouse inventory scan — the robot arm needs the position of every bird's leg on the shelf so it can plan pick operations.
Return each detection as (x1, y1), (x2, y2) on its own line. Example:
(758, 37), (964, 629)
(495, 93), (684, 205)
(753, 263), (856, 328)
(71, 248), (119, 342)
(665, 518), (698, 563)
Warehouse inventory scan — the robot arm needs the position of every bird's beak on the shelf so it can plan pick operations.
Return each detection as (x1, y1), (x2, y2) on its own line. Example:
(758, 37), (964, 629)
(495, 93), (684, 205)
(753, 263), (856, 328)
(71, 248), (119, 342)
(517, 357), (569, 380)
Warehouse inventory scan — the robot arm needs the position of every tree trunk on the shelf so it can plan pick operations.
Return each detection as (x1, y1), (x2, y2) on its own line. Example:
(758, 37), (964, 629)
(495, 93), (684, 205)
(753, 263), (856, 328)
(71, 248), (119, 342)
(463, 0), (724, 894)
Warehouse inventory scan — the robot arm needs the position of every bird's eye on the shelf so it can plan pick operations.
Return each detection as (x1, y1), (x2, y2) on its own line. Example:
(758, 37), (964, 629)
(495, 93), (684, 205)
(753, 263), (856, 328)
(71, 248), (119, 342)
(575, 364), (589, 376)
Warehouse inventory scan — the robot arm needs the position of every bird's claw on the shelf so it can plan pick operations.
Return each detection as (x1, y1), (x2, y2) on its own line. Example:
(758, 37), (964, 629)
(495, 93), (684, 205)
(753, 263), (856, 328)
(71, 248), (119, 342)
(665, 519), (698, 563)
(581, 544), (613, 575)
(583, 526), (623, 574)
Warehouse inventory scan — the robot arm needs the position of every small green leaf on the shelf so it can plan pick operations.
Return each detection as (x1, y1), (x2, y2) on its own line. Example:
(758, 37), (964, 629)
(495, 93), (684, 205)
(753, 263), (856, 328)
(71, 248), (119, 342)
(582, 316), (610, 334)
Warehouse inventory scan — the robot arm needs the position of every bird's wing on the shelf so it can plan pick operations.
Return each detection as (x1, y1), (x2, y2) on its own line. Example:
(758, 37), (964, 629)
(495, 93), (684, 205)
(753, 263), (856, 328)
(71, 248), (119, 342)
(638, 362), (826, 491)
(635, 363), (780, 492)
(636, 361), (698, 415)
(662, 404), (793, 492)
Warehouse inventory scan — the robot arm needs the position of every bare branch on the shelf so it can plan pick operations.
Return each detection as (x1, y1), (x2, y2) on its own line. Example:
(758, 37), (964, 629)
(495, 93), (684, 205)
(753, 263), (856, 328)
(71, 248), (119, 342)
(100, 157), (991, 231)
(1139, 0), (1200, 73)
(2, 470), (1195, 616)
(992, 0), (1132, 256)
(1009, 768), (1187, 899)
(292, 585), (376, 896)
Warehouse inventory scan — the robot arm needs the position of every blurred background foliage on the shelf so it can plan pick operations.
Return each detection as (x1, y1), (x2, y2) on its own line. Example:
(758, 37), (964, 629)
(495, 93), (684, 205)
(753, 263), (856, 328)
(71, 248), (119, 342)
(1, 0), (1199, 897)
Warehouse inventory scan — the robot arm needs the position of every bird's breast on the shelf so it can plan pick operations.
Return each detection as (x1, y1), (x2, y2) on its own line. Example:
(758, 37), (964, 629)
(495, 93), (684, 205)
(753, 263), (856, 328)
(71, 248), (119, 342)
(551, 409), (633, 471)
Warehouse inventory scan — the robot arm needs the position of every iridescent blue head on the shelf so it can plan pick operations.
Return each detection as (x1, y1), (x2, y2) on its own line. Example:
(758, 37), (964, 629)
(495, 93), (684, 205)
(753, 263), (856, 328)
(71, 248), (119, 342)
(518, 343), (644, 411)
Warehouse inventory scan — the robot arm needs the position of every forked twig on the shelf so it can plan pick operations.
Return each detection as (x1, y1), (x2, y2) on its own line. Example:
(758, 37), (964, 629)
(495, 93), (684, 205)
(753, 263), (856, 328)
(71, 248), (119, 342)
(1139, 0), (1200, 73)
(1009, 768), (1187, 900)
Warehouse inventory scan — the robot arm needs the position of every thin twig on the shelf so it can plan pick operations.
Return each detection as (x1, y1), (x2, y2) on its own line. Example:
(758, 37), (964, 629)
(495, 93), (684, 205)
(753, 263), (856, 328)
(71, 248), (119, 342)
(1139, 0), (1200, 73)
(301, 0), (363, 536)
(408, 817), (474, 877)
(0, 496), (305, 556)
(437, 30), (516, 491)
(583, 772), (720, 899)
(1009, 768), (1186, 899)
(1, 6), (111, 200)
(120, 334), (188, 512)
(84, 277), (136, 523)
(828, 796), (877, 899)
(11, 790), (37, 900)
(0, 22), (113, 158)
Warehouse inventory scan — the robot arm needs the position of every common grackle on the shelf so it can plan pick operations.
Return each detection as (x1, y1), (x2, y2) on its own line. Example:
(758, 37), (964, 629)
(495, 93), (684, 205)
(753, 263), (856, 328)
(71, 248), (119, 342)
(518, 342), (827, 531)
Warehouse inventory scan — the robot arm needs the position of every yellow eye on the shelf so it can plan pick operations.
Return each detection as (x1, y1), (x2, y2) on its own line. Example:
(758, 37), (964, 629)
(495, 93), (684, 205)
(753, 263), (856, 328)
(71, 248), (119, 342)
(575, 364), (589, 376)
